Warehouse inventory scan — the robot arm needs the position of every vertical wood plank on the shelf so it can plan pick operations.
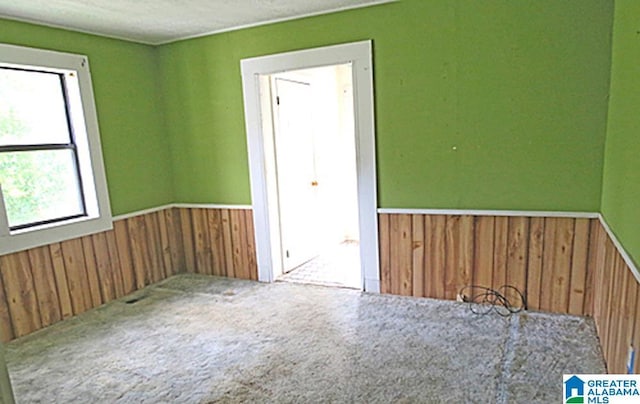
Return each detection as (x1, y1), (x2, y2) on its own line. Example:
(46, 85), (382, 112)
(603, 253), (618, 371)
(208, 209), (225, 277)
(473, 216), (494, 289)
(526, 217), (545, 310)
(245, 210), (259, 281)
(0, 253), (42, 338)
(92, 233), (115, 303)
(0, 272), (14, 342)
(492, 217), (509, 291)
(61, 238), (91, 315)
(506, 217), (529, 299)
(613, 262), (636, 373)
(379, 214), (391, 294)
(180, 208), (196, 273)
(620, 265), (637, 373)
(390, 214), (412, 296)
(591, 223), (608, 325)
(444, 215), (459, 300)
(113, 220), (136, 294)
(143, 213), (164, 282)
(613, 255), (630, 370)
(443, 215), (473, 299)
(411, 215), (425, 298)
(128, 216), (153, 288)
(583, 219), (601, 316)
(633, 281), (640, 374)
(426, 215), (446, 300)
(165, 208), (185, 275)
(48, 243), (73, 319)
(568, 218), (590, 315)
(539, 218), (557, 312)
(81, 236), (104, 308)
(191, 208), (205, 274)
(389, 214), (401, 295)
(550, 218), (575, 313)
(192, 209), (213, 275)
(26, 246), (62, 327)
(398, 214), (413, 296)
(598, 238), (617, 354)
(221, 209), (235, 278)
(105, 230), (125, 299)
(605, 253), (625, 369)
(230, 209), (250, 280)
(156, 210), (174, 277)
(458, 215), (474, 293)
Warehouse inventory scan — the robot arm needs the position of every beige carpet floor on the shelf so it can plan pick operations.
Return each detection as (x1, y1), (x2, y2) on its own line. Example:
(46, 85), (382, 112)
(6, 274), (605, 403)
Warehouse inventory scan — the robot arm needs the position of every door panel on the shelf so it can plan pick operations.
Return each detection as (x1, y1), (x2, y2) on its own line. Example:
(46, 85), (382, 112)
(272, 78), (320, 273)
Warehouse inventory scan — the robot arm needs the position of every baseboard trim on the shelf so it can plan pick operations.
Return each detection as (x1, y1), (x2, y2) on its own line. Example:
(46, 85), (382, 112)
(118, 206), (600, 222)
(171, 203), (253, 211)
(364, 278), (380, 294)
(598, 214), (640, 284)
(112, 203), (253, 221)
(377, 208), (599, 219)
(112, 205), (174, 221)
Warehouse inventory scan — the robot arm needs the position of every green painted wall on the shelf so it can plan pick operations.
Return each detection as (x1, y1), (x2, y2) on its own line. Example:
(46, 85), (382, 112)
(0, 1), (615, 213)
(602, 0), (640, 267)
(0, 19), (174, 215)
(158, 0), (612, 210)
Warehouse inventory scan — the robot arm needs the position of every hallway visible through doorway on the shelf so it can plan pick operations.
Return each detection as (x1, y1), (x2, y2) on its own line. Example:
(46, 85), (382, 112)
(278, 241), (360, 288)
(241, 40), (380, 292)
(265, 63), (362, 289)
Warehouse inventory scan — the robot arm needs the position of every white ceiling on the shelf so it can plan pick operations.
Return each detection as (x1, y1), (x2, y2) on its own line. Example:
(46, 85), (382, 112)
(0, 0), (395, 45)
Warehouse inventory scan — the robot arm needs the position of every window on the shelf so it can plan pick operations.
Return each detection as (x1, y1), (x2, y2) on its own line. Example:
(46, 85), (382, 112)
(0, 43), (112, 255)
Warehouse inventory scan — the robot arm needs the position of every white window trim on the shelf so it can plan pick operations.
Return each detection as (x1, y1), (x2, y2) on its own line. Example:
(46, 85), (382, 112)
(0, 43), (112, 255)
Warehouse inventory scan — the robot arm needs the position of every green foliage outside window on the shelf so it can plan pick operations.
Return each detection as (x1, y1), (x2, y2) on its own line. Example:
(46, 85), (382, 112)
(0, 70), (83, 228)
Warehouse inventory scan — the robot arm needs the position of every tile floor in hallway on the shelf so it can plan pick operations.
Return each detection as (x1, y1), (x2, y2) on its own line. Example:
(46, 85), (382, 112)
(278, 241), (361, 289)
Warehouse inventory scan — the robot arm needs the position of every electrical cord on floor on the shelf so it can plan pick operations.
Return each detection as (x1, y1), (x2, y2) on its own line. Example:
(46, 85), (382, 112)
(458, 285), (527, 316)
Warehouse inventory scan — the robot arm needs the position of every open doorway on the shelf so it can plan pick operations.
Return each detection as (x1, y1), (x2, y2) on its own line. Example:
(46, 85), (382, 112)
(267, 64), (360, 289)
(241, 41), (380, 293)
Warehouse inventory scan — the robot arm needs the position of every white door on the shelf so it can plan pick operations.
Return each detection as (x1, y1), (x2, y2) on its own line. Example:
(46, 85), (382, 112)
(272, 78), (320, 273)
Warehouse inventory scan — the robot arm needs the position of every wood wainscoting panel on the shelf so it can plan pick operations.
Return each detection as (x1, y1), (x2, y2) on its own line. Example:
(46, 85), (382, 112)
(589, 221), (640, 374)
(26, 246), (61, 328)
(180, 208), (257, 281)
(0, 209), (184, 342)
(473, 216), (495, 295)
(526, 217), (544, 310)
(379, 214), (598, 314)
(0, 273), (13, 342)
(179, 208), (196, 273)
(506, 217), (529, 304)
(2, 203), (640, 375)
(379, 212), (640, 374)
(0, 252), (42, 338)
(568, 219), (591, 315)
(411, 215), (425, 298)
(0, 206), (257, 342)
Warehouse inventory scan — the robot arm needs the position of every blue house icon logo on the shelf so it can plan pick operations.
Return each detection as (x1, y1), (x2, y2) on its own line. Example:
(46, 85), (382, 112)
(564, 375), (585, 403)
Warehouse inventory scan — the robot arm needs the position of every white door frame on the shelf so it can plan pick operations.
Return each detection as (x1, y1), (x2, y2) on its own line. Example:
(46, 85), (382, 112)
(240, 40), (380, 293)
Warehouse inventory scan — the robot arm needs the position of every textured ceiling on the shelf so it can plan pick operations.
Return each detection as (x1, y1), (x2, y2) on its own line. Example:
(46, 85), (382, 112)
(0, 0), (395, 45)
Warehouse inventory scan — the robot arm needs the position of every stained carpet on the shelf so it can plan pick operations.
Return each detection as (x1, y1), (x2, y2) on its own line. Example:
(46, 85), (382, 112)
(6, 274), (605, 403)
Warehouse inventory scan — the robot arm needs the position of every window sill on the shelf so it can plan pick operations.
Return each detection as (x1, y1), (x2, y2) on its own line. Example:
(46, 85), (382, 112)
(0, 214), (112, 256)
